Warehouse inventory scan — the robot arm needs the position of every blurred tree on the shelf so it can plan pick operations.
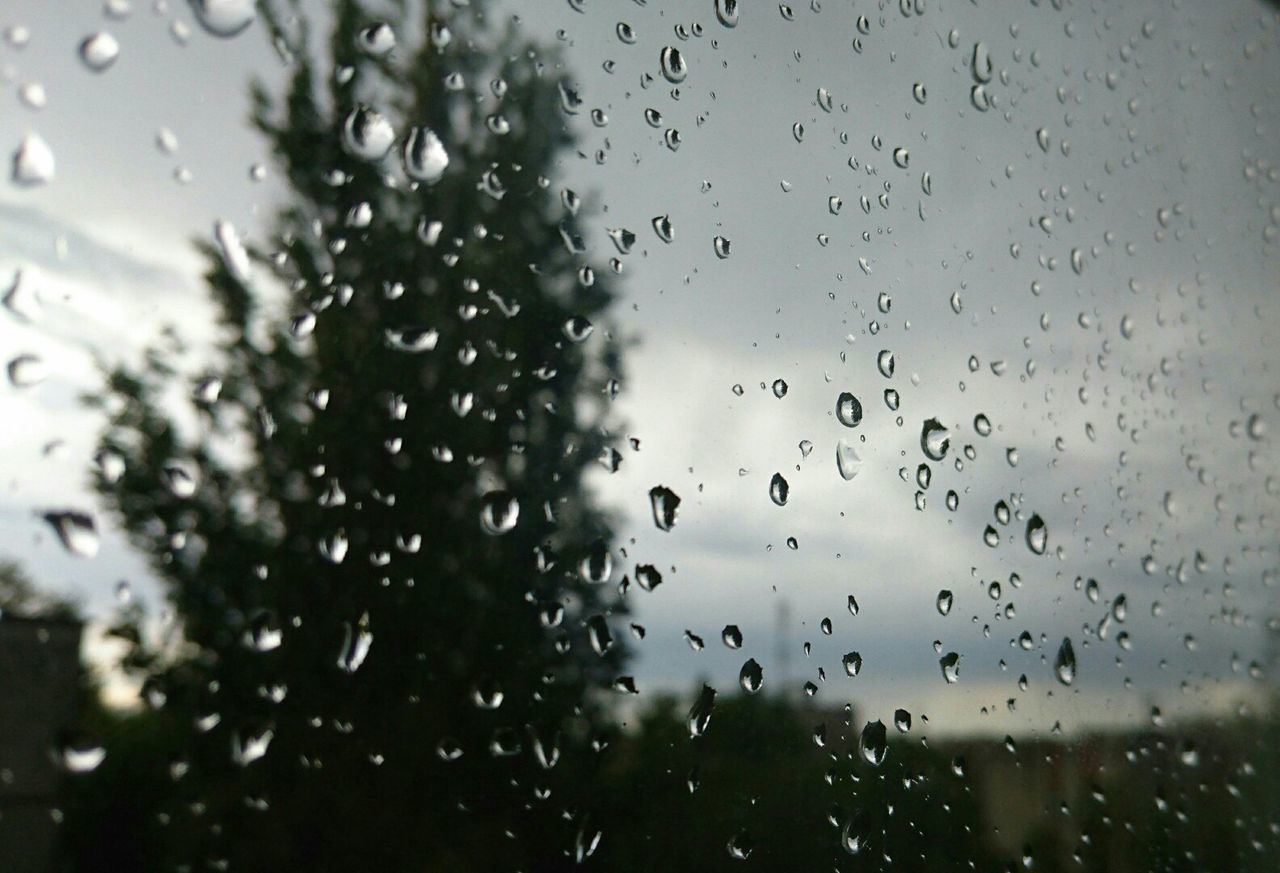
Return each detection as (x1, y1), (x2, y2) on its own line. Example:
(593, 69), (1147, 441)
(78, 1), (626, 870)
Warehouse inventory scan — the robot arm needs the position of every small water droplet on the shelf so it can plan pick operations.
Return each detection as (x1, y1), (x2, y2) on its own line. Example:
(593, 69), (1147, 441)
(842, 651), (863, 677)
(480, 491), (519, 534)
(936, 589), (953, 616)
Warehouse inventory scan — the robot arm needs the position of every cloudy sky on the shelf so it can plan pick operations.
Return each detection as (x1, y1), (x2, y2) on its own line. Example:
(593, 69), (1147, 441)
(1, 0), (1277, 735)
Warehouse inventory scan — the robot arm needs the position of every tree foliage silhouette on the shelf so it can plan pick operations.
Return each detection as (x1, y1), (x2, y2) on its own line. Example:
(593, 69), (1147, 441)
(85, 2), (625, 869)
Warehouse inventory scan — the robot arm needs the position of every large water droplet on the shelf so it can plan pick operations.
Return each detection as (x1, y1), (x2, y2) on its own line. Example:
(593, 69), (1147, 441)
(921, 418), (950, 461)
(859, 719), (888, 765)
(214, 220), (251, 284)
(188, 0), (256, 37)
(971, 42), (992, 82)
(79, 33), (120, 71)
(649, 485), (681, 531)
(940, 651), (960, 683)
(715, 0), (740, 28)
(587, 615), (613, 656)
(769, 472), (789, 506)
(842, 651), (862, 677)
(936, 589), (953, 616)
(480, 491), (519, 534)
(836, 392), (863, 427)
(579, 541), (612, 584)
(336, 618), (373, 673)
(687, 684), (716, 737)
(402, 126), (449, 183)
(835, 439), (861, 480)
(342, 105), (395, 160)
(42, 510), (100, 557)
(659, 46), (687, 83)
(1025, 514), (1048, 555)
(739, 658), (763, 693)
(7, 353), (47, 387)
(11, 133), (55, 185)
(1054, 637), (1076, 686)
(877, 349), (895, 378)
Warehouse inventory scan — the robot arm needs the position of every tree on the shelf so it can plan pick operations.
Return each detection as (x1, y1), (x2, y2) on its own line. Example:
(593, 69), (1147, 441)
(82, 2), (626, 869)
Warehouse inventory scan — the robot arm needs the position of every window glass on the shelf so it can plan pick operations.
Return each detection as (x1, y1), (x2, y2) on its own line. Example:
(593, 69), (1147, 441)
(0, 1), (1277, 870)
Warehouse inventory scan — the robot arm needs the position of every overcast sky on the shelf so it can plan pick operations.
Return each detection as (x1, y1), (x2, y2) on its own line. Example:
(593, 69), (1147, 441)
(1, 0), (1277, 735)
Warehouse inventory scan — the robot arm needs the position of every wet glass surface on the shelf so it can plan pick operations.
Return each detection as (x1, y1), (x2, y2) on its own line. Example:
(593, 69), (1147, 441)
(0, 1), (1278, 870)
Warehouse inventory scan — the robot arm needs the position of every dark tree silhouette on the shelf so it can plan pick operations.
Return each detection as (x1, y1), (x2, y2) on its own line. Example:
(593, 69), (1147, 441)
(79, 2), (626, 869)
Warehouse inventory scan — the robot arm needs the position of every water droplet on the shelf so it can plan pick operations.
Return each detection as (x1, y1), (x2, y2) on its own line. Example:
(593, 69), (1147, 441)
(41, 510), (100, 557)
(635, 564), (663, 591)
(842, 651), (862, 677)
(877, 349), (895, 378)
(836, 392), (863, 427)
(971, 42), (992, 82)
(342, 105), (396, 160)
(713, 236), (731, 259)
(649, 485), (681, 531)
(892, 147), (909, 169)
(480, 491), (519, 534)
(402, 126), (449, 183)
(859, 719), (887, 765)
(652, 214), (675, 243)
(214, 220), (251, 284)
(56, 735), (107, 773)
(940, 651), (960, 683)
(659, 46), (687, 83)
(1054, 637), (1076, 686)
(739, 658), (763, 693)
(912, 82), (927, 104)
(336, 619), (373, 673)
(563, 315), (594, 343)
(715, 0), (740, 28)
(836, 439), (861, 480)
(616, 22), (636, 44)
(189, 0), (257, 37)
(11, 133), (55, 185)
(687, 684), (716, 737)
(974, 413), (992, 436)
(721, 625), (743, 649)
(385, 327), (439, 353)
(2, 269), (42, 322)
(936, 589), (953, 616)
(1025, 514), (1047, 555)
(7, 353), (47, 387)
(587, 615), (613, 655)
(894, 709), (912, 732)
(771, 378), (788, 398)
(726, 829), (753, 860)
(817, 87), (833, 112)
(769, 472), (790, 506)
(79, 33), (120, 71)
(579, 542), (613, 584)
(921, 418), (950, 461)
